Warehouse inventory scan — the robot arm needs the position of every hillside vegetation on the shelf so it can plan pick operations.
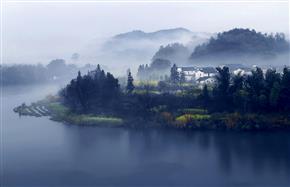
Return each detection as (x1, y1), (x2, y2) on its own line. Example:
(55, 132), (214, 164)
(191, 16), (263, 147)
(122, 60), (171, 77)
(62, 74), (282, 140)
(190, 28), (289, 61)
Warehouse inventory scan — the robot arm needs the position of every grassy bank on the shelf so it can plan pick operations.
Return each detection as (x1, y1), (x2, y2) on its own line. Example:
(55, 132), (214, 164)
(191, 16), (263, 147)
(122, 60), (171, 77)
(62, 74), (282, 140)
(14, 101), (124, 127)
(14, 101), (290, 130)
(47, 102), (124, 127)
(158, 112), (290, 131)
(156, 109), (290, 131)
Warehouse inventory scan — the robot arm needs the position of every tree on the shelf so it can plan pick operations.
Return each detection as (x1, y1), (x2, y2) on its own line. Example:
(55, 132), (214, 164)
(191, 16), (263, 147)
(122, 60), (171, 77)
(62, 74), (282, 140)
(150, 58), (171, 71)
(126, 70), (135, 94)
(46, 59), (67, 77)
(180, 71), (186, 84)
(170, 64), (179, 84)
(279, 67), (290, 111)
(76, 71), (86, 110)
(245, 67), (265, 111)
(158, 80), (170, 93)
(61, 66), (120, 113)
(231, 72), (244, 92)
(213, 66), (231, 111)
(230, 73), (246, 112)
(233, 90), (249, 113)
(269, 82), (281, 108)
(200, 85), (210, 109)
(265, 69), (280, 89)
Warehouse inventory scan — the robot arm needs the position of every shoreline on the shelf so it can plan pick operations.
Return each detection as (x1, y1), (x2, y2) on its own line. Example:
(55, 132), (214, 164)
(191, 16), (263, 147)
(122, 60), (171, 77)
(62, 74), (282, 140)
(13, 100), (290, 131)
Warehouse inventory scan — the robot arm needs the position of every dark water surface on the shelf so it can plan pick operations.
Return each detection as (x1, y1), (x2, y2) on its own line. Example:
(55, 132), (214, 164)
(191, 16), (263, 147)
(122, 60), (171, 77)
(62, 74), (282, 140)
(2, 85), (290, 186)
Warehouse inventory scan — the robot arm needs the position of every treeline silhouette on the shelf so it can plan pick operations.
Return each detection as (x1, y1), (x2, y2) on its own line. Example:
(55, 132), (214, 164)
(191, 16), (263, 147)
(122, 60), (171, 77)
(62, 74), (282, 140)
(60, 64), (290, 118)
(60, 65), (120, 113)
(60, 65), (193, 117)
(201, 66), (290, 113)
(1, 64), (48, 85)
(1, 59), (97, 85)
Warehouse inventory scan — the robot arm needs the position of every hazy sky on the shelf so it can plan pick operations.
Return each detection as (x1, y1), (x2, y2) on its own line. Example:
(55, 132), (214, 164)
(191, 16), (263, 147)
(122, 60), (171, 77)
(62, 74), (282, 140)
(3, 1), (289, 64)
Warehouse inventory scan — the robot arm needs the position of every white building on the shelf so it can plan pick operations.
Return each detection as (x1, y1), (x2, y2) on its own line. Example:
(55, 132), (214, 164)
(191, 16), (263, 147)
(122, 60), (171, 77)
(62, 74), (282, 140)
(196, 76), (216, 88)
(177, 66), (217, 82)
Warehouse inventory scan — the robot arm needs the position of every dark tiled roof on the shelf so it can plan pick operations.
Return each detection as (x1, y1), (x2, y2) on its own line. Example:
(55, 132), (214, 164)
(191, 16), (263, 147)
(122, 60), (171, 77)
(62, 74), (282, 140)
(180, 67), (198, 71)
(179, 66), (217, 74)
(200, 67), (217, 73)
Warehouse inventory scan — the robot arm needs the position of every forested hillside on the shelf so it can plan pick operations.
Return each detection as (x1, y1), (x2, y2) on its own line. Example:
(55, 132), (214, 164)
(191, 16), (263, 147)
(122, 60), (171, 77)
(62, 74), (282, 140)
(190, 28), (289, 61)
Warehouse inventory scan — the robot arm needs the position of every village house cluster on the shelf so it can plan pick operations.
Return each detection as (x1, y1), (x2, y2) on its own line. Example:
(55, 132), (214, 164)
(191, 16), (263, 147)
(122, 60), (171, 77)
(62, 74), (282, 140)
(177, 64), (253, 87)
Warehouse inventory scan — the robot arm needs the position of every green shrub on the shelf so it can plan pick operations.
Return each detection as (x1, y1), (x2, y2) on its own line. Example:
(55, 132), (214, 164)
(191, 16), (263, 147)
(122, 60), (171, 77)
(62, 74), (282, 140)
(67, 114), (123, 126)
(175, 114), (211, 127)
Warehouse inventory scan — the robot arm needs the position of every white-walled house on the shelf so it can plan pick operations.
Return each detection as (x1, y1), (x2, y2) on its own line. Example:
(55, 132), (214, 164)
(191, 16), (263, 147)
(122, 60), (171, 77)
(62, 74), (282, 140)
(177, 66), (217, 82)
(177, 67), (197, 81)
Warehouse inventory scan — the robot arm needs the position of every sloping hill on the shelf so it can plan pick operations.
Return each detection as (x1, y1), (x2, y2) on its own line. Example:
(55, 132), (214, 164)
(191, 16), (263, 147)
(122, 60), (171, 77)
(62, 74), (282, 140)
(190, 28), (289, 64)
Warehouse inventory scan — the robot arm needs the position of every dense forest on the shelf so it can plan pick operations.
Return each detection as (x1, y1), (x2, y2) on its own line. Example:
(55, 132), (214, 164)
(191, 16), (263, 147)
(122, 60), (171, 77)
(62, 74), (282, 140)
(202, 66), (290, 113)
(60, 65), (120, 114)
(60, 64), (290, 125)
(190, 28), (289, 60)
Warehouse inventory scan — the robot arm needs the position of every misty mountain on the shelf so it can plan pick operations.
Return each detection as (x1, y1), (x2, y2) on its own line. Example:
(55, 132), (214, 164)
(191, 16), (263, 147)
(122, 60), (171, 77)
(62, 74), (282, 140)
(152, 43), (191, 65)
(113, 28), (193, 40)
(137, 58), (171, 81)
(84, 28), (211, 73)
(189, 28), (290, 66)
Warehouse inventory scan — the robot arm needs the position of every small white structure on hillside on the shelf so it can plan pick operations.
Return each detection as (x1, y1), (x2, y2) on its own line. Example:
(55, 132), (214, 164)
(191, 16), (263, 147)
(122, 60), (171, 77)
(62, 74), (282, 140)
(177, 66), (217, 82)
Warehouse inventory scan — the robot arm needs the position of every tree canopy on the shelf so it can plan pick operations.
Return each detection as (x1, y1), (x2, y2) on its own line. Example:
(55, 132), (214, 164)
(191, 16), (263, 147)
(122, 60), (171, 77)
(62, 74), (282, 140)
(60, 65), (120, 113)
(190, 28), (289, 60)
(206, 66), (290, 113)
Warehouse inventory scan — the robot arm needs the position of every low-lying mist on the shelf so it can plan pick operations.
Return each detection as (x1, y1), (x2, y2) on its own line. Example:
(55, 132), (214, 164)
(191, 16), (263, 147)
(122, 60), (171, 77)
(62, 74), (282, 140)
(3, 28), (289, 83)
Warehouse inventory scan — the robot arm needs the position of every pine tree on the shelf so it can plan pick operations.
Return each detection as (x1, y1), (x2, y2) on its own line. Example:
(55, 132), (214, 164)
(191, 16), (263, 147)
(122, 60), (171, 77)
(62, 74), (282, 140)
(170, 64), (179, 84)
(214, 66), (231, 111)
(126, 70), (135, 94)
(76, 71), (85, 110)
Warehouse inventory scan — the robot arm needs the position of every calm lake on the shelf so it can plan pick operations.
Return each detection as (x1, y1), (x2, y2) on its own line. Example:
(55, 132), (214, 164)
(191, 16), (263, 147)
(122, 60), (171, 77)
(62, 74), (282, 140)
(2, 85), (290, 186)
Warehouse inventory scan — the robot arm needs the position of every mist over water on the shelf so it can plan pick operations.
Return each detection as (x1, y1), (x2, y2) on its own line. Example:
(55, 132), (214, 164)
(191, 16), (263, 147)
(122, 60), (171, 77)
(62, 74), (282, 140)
(3, 85), (290, 186)
(2, 2), (290, 186)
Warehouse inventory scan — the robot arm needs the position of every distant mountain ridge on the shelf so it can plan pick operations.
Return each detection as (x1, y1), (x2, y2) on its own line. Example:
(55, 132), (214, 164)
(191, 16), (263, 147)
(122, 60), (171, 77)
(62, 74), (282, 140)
(113, 28), (194, 40)
(95, 28), (211, 70)
(80, 28), (289, 74)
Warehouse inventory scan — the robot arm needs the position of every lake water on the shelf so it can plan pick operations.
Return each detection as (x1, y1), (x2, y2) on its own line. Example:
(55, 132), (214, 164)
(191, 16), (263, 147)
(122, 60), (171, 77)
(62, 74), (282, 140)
(1, 85), (290, 186)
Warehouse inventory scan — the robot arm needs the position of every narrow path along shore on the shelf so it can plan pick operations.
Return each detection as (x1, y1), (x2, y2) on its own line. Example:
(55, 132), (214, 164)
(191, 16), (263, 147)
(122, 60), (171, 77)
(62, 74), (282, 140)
(13, 103), (51, 117)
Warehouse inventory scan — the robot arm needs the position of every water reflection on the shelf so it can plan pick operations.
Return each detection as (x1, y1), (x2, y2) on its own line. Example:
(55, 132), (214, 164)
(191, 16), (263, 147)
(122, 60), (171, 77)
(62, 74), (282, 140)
(3, 85), (290, 186)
